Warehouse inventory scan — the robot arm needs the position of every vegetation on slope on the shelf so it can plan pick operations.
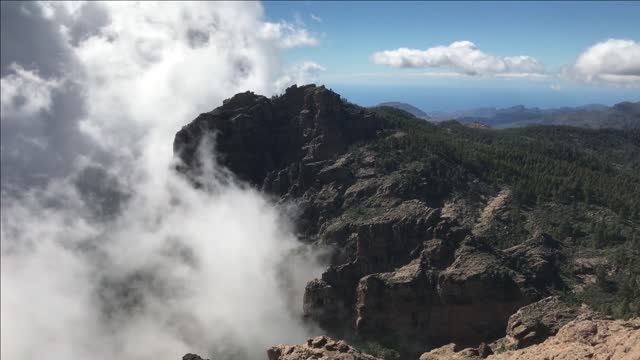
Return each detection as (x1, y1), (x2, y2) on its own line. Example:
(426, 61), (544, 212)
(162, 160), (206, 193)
(368, 106), (640, 318)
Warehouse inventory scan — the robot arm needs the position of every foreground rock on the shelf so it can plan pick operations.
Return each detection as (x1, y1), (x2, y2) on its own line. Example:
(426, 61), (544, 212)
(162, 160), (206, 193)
(489, 318), (640, 360)
(419, 343), (487, 360)
(501, 296), (599, 349)
(267, 336), (382, 360)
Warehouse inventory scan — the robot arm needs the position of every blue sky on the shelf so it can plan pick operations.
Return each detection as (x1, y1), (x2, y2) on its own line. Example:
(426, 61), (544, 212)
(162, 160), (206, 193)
(264, 1), (640, 111)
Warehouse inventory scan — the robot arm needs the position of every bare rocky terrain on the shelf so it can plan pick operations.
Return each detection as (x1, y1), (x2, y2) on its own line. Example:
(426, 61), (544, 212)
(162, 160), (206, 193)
(174, 85), (640, 359)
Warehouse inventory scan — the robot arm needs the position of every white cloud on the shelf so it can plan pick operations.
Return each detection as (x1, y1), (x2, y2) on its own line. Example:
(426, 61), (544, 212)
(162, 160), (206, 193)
(259, 21), (319, 48)
(275, 61), (326, 93)
(310, 14), (323, 23)
(570, 39), (640, 86)
(0, 64), (61, 119)
(370, 41), (545, 77)
(1, 2), (325, 360)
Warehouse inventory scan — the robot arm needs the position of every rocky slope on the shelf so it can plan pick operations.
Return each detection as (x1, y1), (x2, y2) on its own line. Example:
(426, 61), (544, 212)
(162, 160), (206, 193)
(174, 84), (640, 357)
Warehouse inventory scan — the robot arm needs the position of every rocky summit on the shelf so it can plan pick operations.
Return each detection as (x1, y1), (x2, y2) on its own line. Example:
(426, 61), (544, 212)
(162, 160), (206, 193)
(174, 85), (640, 358)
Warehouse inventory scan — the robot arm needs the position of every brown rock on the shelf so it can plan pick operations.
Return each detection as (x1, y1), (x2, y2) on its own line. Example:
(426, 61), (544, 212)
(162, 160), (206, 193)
(503, 296), (600, 349)
(419, 343), (482, 360)
(352, 236), (542, 351)
(267, 336), (382, 360)
(488, 318), (640, 360)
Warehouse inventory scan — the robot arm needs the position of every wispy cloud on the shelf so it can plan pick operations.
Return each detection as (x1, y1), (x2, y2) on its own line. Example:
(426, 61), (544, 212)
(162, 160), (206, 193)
(0, 64), (61, 119)
(259, 21), (319, 48)
(275, 61), (326, 92)
(310, 14), (323, 23)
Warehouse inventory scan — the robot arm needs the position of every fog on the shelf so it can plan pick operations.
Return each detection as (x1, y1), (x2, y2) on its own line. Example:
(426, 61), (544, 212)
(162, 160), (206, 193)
(1, 2), (325, 359)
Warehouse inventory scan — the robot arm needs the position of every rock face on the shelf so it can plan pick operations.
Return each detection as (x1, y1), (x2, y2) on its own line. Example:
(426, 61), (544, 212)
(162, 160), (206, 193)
(503, 296), (598, 349)
(354, 236), (539, 351)
(267, 336), (382, 360)
(174, 85), (570, 354)
(489, 318), (640, 360)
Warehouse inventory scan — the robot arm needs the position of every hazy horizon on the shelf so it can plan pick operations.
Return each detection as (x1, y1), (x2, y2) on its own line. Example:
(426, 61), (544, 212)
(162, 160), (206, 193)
(328, 84), (639, 113)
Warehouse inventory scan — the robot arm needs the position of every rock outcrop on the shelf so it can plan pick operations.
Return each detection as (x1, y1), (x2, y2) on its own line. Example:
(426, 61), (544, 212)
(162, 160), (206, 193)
(419, 343), (487, 360)
(267, 336), (382, 360)
(489, 318), (640, 360)
(502, 296), (599, 349)
(182, 354), (210, 360)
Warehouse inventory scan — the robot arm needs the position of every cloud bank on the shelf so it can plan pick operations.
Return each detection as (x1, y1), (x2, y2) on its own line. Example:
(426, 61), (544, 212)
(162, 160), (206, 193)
(371, 41), (546, 76)
(1, 2), (324, 360)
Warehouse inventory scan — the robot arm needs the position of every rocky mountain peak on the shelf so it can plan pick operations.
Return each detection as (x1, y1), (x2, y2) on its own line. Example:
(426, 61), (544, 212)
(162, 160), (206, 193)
(173, 84), (381, 186)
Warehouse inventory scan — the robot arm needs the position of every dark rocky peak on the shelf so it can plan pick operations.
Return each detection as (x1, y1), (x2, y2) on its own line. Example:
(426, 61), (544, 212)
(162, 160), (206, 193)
(173, 84), (382, 187)
(182, 354), (210, 360)
(220, 90), (266, 110)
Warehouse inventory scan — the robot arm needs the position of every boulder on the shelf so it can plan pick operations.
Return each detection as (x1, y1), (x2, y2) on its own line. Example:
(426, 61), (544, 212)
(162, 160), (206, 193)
(488, 318), (640, 360)
(419, 344), (483, 360)
(503, 296), (600, 349)
(267, 336), (382, 360)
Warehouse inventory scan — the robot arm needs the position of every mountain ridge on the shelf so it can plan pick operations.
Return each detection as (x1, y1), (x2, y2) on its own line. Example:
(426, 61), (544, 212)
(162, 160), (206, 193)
(377, 101), (430, 119)
(427, 101), (640, 129)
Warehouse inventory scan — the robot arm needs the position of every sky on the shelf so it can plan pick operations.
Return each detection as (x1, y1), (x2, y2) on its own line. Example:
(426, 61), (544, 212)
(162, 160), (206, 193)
(264, 1), (640, 110)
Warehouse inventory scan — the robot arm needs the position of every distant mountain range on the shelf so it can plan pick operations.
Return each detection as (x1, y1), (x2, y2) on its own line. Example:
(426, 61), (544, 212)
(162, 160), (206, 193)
(379, 101), (640, 130)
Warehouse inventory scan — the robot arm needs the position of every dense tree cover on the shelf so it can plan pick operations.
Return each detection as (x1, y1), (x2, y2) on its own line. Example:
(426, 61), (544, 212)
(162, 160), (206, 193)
(369, 106), (640, 220)
(370, 106), (640, 318)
